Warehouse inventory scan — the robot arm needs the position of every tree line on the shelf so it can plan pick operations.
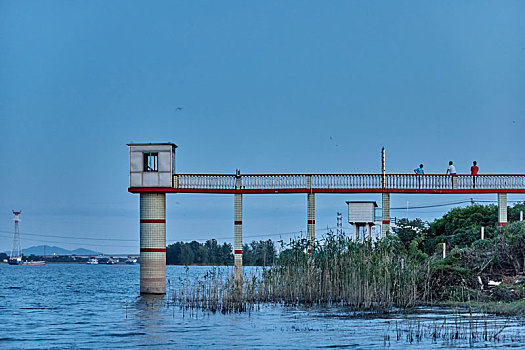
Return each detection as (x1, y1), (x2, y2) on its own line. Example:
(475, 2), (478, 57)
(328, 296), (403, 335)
(166, 238), (276, 266)
(168, 202), (525, 266)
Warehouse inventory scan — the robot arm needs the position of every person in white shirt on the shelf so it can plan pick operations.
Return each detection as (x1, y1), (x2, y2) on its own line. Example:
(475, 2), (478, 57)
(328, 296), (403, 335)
(446, 161), (456, 175)
(446, 161), (457, 188)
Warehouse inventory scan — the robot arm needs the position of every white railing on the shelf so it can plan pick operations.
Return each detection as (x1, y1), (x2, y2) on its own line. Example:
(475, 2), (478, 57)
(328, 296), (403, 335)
(242, 175), (308, 189)
(176, 174), (237, 190)
(173, 174), (525, 191)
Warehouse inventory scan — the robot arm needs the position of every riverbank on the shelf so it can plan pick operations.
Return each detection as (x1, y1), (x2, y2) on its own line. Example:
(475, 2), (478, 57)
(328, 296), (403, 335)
(439, 300), (525, 316)
(172, 220), (525, 316)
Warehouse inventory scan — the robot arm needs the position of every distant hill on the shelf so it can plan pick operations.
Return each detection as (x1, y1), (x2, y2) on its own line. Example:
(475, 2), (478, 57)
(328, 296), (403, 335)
(5, 245), (102, 256)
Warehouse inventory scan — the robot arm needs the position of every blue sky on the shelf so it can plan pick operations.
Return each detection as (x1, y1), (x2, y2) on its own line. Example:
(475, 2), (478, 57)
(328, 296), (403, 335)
(1, 1), (524, 253)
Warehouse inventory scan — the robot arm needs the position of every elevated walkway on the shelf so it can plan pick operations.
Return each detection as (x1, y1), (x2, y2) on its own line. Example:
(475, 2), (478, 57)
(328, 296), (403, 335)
(128, 173), (525, 194)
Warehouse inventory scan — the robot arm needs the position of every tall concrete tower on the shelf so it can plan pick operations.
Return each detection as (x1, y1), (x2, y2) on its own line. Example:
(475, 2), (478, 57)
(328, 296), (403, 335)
(128, 143), (177, 294)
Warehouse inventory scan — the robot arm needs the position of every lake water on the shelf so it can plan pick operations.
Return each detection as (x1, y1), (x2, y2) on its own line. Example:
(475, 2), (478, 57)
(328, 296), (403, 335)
(1, 264), (525, 349)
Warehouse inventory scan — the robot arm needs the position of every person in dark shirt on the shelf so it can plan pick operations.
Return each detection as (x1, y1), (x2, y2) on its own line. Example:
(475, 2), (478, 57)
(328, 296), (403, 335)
(471, 161), (479, 188)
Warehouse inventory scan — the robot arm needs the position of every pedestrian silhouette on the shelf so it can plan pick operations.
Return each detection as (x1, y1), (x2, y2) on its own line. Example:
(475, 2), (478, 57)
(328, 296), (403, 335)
(471, 161), (479, 188)
(414, 164), (424, 188)
(446, 161), (457, 188)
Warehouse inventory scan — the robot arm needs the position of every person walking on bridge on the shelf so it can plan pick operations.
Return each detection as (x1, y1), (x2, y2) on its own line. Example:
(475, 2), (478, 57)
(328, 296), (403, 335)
(446, 161), (457, 188)
(471, 161), (479, 188)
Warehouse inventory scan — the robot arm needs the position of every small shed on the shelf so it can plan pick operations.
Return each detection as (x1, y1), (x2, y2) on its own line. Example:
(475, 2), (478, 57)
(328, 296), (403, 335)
(346, 201), (378, 241)
(346, 201), (377, 223)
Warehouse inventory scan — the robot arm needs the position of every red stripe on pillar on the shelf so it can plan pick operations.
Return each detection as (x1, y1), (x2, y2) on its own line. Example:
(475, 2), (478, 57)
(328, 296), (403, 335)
(140, 248), (166, 252)
(307, 220), (315, 224)
(140, 219), (165, 223)
(307, 248), (311, 254)
(382, 220), (390, 224)
(499, 222), (507, 226)
(234, 250), (242, 254)
(234, 220), (242, 225)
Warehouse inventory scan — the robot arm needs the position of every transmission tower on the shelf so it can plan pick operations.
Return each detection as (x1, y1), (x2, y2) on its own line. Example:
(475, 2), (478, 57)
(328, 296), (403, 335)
(10, 210), (22, 260)
(336, 212), (343, 235)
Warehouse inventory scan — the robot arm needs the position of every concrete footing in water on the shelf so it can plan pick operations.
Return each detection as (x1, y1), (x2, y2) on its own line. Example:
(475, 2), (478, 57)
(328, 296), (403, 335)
(140, 193), (166, 294)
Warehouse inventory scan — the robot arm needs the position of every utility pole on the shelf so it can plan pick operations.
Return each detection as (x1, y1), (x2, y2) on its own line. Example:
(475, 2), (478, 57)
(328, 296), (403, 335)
(381, 147), (385, 189)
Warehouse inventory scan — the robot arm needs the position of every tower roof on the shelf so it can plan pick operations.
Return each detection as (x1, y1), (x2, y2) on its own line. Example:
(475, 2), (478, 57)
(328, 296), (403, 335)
(127, 142), (177, 148)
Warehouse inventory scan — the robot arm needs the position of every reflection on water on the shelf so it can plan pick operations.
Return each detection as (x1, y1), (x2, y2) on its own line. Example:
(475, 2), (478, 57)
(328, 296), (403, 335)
(0, 264), (524, 349)
(133, 294), (170, 347)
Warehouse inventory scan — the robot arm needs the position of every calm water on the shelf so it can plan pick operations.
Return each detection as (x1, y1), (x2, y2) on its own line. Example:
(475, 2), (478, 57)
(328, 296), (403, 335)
(1, 264), (525, 349)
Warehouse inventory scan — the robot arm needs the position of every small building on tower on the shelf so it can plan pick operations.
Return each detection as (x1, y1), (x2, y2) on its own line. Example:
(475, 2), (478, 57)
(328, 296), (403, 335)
(346, 201), (378, 241)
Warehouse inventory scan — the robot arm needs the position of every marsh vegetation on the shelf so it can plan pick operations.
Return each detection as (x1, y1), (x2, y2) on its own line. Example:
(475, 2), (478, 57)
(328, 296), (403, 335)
(172, 203), (525, 316)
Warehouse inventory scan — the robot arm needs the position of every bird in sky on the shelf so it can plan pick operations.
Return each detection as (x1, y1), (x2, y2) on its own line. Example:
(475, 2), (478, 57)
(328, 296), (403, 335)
(176, 107), (183, 111)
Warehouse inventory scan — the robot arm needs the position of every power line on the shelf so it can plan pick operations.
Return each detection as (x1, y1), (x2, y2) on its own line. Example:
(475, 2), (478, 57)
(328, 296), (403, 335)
(1, 198), (523, 247)
(380, 198), (525, 211)
(168, 226), (343, 243)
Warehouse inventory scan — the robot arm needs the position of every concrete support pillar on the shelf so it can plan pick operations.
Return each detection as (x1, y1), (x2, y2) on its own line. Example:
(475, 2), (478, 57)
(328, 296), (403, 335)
(498, 193), (507, 226)
(307, 192), (315, 252)
(353, 224), (359, 241)
(365, 223), (372, 240)
(140, 193), (166, 294)
(381, 193), (390, 238)
(234, 177), (243, 282)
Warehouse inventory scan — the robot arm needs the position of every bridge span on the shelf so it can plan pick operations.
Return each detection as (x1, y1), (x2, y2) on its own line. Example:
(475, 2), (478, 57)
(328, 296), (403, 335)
(131, 173), (525, 194)
(128, 143), (525, 294)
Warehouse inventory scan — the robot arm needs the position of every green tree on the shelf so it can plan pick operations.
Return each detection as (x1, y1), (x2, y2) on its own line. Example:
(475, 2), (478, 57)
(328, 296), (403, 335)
(393, 218), (428, 261)
(394, 218), (427, 250)
(508, 202), (525, 222)
(424, 204), (498, 254)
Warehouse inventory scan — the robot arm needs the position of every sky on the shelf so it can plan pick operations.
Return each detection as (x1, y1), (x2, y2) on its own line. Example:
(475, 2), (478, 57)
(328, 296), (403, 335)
(1, 1), (524, 254)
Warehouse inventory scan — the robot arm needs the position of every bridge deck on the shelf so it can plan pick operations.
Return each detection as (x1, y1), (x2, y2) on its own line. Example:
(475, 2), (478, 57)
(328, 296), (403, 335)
(128, 174), (525, 194)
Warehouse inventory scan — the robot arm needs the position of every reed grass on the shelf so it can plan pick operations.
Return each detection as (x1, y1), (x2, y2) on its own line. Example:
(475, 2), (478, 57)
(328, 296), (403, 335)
(258, 233), (422, 309)
(172, 233), (429, 313)
(387, 311), (525, 346)
(173, 268), (248, 313)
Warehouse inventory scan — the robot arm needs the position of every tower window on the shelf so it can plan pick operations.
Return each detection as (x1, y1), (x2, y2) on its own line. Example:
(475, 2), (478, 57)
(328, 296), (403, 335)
(143, 152), (158, 172)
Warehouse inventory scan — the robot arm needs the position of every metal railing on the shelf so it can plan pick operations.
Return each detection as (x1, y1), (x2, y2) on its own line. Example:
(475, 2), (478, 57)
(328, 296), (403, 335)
(173, 174), (525, 191)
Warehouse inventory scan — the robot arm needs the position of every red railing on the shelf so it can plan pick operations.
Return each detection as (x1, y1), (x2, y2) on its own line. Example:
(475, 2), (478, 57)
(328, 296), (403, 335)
(171, 174), (525, 193)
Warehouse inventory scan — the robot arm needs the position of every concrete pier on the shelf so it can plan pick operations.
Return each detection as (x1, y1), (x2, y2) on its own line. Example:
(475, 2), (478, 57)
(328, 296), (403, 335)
(381, 193), (390, 238)
(307, 192), (315, 252)
(498, 193), (507, 226)
(140, 192), (166, 294)
(234, 175), (243, 282)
